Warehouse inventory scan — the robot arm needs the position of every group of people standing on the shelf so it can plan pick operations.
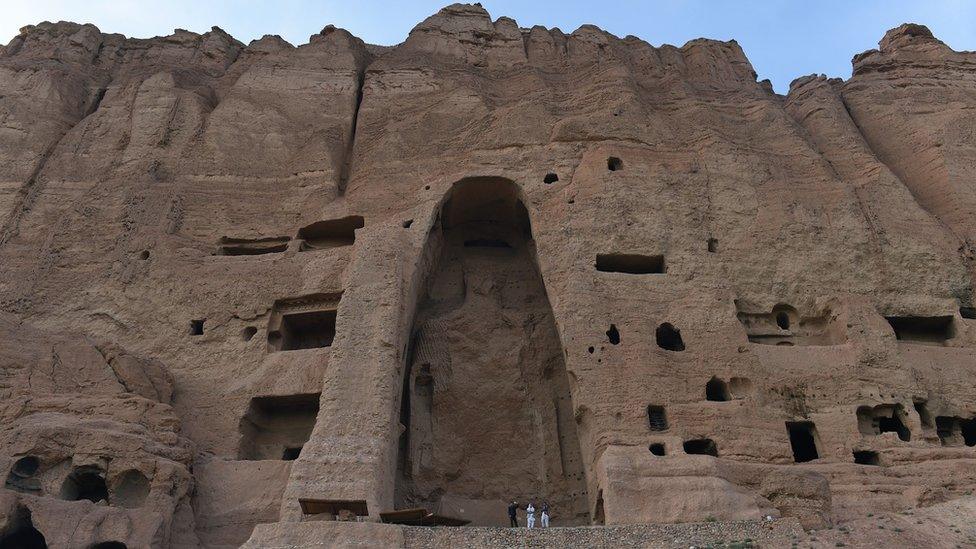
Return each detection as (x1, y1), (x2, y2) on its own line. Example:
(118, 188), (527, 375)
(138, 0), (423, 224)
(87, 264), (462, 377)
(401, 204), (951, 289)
(507, 500), (550, 528)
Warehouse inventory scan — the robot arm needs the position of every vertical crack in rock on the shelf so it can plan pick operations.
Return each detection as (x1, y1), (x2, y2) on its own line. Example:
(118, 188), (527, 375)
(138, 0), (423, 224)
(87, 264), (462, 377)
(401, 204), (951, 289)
(337, 67), (367, 194)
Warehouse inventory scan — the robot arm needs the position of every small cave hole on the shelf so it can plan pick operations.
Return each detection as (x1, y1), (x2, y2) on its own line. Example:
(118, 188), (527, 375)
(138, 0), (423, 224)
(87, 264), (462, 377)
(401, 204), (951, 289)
(707, 238), (718, 253)
(960, 307), (976, 319)
(543, 173), (559, 184)
(683, 438), (718, 457)
(587, 346), (595, 354)
(61, 466), (109, 503)
(776, 311), (790, 330)
(242, 326), (257, 341)
(649, 443), (666, 456)
(5, 456), (41, 494)
(189, 319), (204, 336)
(596, 253), (665, 274)
(402, 219), (413, 228)
(606, 324), (620, 345)
(138, 250), (149, 260)
(853, 450), (879, 466)
(705, 377), (730, 402)
(656, 323), (685, 351)
(647, 405), (668, 431)
(786, 421), (820, 463)
(607, 157), (623, 171)
(92, 543), (128, 549)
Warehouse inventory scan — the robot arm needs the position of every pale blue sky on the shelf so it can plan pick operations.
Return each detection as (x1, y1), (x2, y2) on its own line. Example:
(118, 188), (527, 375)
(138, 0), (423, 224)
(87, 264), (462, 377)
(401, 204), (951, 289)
(4, 1), (974, 93)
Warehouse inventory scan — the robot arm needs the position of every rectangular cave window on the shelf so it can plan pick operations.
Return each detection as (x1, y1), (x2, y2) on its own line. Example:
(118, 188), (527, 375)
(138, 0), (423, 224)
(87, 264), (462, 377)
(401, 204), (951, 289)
(595, 253), (665, 274)
(189, 319), (204, 336)
(884, 316), (953, 345)
(238, 393), (320, 460)
(853, 450), (879, 466)
(267, 293), (342, 353)
(707, 238), (718, 253)
(297, 216), (365, 251)
(683, 438), (718, 457)
(647, 405), (668, 431)
(279, 310), (336, 351)
(786, 421), (820, 463)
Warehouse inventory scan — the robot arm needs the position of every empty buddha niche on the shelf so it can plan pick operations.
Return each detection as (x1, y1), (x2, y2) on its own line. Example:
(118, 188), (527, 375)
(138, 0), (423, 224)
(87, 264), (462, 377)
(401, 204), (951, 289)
(395, 177), (588, 526)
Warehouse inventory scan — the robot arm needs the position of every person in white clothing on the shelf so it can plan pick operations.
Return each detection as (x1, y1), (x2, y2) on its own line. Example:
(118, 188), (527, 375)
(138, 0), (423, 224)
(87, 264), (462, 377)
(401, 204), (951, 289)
(526, 502), (536, 528)
(540, 501), (550, 528)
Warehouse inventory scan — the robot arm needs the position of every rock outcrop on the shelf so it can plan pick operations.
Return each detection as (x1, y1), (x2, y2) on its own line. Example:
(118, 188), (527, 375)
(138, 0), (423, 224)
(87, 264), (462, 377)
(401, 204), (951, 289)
(1, 4), (976, 548)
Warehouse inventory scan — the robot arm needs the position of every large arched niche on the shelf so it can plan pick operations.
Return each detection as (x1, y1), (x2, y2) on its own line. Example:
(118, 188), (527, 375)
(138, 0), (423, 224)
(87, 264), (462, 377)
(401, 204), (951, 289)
(394, 176), (589, 525)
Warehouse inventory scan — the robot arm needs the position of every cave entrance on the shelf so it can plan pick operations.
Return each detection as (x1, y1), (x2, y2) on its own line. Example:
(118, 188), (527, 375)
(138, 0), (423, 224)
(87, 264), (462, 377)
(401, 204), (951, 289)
(238, 393), (320, 460)
(60, 466), (109, 503)
(0, 507), (46, 549)
(395, 177), (588, 527)
(785, 421), (820, 463)
(857, 403), (911, 442)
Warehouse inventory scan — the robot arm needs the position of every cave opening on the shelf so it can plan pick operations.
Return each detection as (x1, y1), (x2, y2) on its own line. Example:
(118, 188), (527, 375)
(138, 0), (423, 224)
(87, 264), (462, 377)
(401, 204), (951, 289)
(5, 456), (41, 494)
(266, 294), (342, 352)
(238, 393), (320, 460)
(595, 253), (665, 274)
(683, 438), (718, 457)
(853, 450), (880, 466)
(647, 405), (668, 431)
(395, 177), (588, 526)
(0, 507), (46, 549)
(857, 404), (911, 442)
(656, 323), (685, 351)
(786, 421), (820, 463)
(884, 315), (953, 345)
(61, 466), (109, 503)
(705, 377), (730, 402)
(297, 215), (364, 250)
(112, 469), (150, 509)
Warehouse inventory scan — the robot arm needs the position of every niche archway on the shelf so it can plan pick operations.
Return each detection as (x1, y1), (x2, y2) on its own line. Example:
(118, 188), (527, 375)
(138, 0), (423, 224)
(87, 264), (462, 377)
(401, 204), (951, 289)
(395, 177), (588, 526)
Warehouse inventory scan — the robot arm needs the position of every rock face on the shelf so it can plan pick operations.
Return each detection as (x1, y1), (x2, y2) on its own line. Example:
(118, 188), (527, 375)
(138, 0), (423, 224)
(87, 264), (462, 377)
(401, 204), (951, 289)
(1, 5), (976, 548)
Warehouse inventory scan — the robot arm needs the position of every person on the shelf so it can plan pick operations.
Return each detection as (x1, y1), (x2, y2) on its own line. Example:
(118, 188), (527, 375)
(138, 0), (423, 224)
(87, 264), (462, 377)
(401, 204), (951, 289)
(507, 500), (518, 527)
(526, 502), (536, 529)
(541, 501), (550, 528)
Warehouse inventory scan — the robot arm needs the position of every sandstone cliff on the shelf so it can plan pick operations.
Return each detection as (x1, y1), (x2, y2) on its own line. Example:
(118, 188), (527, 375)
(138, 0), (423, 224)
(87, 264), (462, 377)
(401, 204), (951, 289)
(1, 5), (975, 548)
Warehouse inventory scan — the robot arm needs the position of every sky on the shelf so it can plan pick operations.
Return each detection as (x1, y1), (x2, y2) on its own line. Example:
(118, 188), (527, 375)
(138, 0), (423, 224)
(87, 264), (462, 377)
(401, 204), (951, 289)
(3, 0), (975, 93)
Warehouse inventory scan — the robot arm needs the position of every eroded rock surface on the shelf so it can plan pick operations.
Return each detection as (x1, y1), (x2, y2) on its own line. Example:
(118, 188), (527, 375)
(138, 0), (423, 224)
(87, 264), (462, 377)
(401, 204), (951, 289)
(2, 4), (976, 548)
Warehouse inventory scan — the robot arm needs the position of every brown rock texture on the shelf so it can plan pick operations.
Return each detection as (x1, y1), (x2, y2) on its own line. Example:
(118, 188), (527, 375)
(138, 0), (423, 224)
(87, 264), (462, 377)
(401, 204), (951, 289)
(1, 5), (976, 548)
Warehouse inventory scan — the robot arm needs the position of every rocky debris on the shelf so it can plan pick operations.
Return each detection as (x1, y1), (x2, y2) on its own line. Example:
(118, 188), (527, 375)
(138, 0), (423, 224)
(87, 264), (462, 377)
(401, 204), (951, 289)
(1, 4), (976, 549)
